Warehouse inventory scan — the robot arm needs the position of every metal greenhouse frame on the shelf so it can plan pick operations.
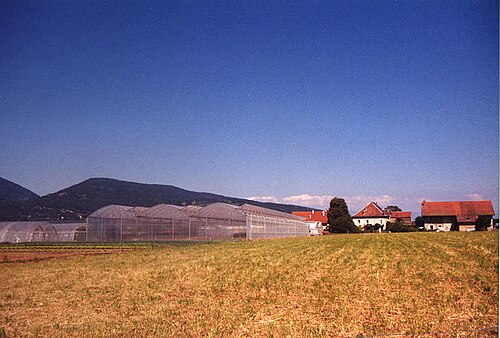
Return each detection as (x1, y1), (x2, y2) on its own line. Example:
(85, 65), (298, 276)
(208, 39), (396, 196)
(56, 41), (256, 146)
(53, 223), (86, 242)
(0, 222), (58, 243)
(85, 202), (308, 242)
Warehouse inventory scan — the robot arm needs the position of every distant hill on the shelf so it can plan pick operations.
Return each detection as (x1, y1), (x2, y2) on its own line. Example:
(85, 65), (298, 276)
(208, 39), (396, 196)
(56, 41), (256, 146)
(0, 178), (40, 221)
(1, 177), (316, 221)
(0, 177), (39, 202)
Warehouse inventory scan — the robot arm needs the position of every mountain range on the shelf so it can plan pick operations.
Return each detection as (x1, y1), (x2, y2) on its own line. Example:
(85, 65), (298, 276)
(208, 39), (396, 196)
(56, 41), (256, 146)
(0, 177), (315, 221)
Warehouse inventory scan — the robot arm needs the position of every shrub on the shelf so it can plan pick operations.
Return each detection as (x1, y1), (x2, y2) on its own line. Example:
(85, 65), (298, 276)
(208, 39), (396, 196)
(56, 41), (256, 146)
(386, 221), (417, 233)
(363, 223), (381, 233)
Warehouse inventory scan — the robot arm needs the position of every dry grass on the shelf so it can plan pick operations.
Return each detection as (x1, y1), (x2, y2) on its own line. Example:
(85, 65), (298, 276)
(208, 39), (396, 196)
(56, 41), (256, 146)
(0, 232), (498, 337)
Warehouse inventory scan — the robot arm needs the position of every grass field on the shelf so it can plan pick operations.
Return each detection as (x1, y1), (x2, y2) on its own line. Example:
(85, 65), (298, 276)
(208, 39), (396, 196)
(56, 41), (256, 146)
(1, 232), (498, 337)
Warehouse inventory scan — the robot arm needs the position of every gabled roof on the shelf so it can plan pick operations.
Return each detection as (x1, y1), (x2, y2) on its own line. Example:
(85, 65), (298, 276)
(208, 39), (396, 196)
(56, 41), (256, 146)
(421, 200), (495, 223)
(353, 202), (387, 218)
(291, 210), (328, 223)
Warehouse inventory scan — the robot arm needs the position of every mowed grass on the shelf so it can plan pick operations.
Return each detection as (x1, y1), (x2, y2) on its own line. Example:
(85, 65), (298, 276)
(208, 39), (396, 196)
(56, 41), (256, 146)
(1, 232), (498, 337)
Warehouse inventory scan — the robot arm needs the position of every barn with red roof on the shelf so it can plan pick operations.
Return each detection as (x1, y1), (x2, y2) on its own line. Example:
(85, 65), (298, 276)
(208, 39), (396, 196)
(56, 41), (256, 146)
(421, 200), (495, 231)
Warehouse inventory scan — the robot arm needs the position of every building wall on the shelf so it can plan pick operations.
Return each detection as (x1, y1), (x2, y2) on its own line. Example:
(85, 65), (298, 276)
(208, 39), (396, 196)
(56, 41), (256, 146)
(389, 216), (412, 224)
(306, 221), (323, 236)
(459, 225), (475, 232)
(424, 222), (452, 231)
(353, 217), (389, 228)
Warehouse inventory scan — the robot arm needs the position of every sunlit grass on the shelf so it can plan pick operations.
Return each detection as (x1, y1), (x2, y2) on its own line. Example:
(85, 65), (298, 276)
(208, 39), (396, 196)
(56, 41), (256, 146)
(0, 232), (498, 337)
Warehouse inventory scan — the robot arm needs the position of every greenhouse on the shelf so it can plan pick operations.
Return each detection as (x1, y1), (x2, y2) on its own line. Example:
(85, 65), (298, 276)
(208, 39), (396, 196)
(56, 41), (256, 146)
(139, 204), (190, 241)
(86, 205), (140, 242)
(239, 204), (309, 239)
(85, 202), (309, 242)
(53, 223), (86, 242)
(0, 222), (58, 243)
(189, 203), (247, 240)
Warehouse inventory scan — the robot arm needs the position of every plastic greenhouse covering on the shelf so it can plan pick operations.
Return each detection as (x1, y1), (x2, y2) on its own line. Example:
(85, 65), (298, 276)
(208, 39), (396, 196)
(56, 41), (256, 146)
(0, 222), (57, 243)
(86, 202), (309, 242)
(1, 203), (310, 243)
(53, 223), (86, 242)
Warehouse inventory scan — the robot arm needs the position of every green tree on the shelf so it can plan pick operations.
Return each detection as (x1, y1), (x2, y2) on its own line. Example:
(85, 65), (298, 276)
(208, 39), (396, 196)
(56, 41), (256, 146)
(415, 216), (424, 230)
(386, 219), (417, 232)
(327, 197), (359, 233)
(384, 205), (402, 213)
(364, 223), (381, 233)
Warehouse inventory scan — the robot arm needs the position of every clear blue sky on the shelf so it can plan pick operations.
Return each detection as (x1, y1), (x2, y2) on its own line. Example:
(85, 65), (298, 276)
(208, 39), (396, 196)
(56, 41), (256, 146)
(1, 0), (498, 215)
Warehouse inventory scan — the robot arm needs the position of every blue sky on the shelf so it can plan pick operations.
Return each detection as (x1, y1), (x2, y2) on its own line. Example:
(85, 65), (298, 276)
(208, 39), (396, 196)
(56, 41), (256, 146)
(1, 0), (498, 215)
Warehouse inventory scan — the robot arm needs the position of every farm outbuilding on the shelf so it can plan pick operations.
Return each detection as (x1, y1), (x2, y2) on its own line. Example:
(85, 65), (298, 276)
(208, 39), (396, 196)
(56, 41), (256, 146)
(85, 202), (308, 242)
(0, 222), (58, 243)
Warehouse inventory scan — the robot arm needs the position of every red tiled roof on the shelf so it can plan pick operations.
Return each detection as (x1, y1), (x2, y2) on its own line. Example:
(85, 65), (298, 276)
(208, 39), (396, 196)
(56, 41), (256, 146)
(291, 210), (328, 223)
(353, 202), (387, 218)
(421, 200), (495, 223)
(390, 211), (412, 219)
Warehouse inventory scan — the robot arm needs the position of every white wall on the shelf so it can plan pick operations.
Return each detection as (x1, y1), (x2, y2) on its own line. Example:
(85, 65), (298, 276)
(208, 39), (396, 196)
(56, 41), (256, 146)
(424, 222), (451, 231)
(353, 217), (389, 228)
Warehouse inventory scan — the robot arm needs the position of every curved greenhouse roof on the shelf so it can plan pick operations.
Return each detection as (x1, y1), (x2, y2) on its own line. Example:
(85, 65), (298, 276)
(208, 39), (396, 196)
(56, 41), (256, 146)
(141, 204), (188, 219)
(240, 204), (305, 220)
(40, 223), (58, 242)
(0, 222), (51, 243)
(183, 205), (202, 216)
(53, 223), (86, 242)
(129, 206), (149, 216)
(193, 203), (246, 221)
(87, 205), (137, 219)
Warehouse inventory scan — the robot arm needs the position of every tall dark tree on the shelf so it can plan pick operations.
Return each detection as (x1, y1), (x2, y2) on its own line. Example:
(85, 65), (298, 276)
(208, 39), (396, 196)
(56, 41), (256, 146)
(384, 205), (402, 213)
(415, 216), (424, 230)
(475, 215), (491, 231)
(327, 197), (359, 233)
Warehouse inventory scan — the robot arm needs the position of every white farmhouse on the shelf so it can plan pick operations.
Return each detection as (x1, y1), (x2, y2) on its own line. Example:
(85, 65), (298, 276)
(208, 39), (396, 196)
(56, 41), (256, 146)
(352, 202), (389, 230)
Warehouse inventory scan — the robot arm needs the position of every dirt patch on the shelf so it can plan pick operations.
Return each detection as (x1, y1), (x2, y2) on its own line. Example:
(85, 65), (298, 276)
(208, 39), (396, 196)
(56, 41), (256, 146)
(0, 248), (136, 263)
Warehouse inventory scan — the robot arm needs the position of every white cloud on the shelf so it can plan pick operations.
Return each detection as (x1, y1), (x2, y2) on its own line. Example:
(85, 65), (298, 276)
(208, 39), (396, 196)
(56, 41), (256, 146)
(282, 194), (334, 208)
(246, 195), (279, 203)
(343, 195), (397, 212)
(281, 193), (402, 211)
(252, 192), (417, 214)
(466, 193), (484, 201)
